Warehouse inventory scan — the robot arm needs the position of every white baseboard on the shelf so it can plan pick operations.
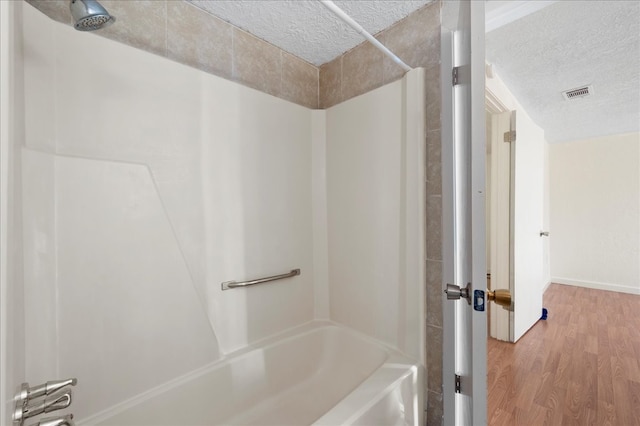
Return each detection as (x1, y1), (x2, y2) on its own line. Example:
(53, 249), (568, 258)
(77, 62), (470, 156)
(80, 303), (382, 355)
(542, 280), (552, 294)
(551, 277), (640, 295)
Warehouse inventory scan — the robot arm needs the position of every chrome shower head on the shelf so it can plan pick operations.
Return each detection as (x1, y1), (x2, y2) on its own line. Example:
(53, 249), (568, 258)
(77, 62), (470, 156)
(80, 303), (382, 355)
(70, 0), (115, 31)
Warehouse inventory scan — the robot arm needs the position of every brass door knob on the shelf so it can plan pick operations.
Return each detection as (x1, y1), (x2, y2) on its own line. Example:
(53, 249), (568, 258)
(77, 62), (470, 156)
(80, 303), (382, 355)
(487, 288), (512, 309)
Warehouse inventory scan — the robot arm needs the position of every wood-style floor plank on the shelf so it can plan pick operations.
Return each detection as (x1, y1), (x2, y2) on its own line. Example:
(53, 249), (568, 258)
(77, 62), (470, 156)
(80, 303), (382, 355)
(488, 283), (640, 425)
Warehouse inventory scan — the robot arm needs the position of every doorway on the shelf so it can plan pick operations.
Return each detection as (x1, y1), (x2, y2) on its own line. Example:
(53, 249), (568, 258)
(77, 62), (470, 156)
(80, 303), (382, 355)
(484, 1), (640, 423)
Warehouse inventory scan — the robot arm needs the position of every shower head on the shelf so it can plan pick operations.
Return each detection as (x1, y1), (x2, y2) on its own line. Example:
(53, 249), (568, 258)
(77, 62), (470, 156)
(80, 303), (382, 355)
(70, 0), (115, 31)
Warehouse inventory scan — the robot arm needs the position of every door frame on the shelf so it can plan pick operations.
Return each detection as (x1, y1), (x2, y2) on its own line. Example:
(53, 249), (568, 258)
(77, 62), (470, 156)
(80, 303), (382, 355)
(1, 2), (13, 422)
(441, 1), (487, 424)
(485, 95), (512, 342)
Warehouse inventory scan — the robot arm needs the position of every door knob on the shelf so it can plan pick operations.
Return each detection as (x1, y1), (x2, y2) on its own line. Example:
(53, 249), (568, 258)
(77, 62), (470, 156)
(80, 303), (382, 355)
(487, 288), (512, 309)
(445, 283), (471, 304)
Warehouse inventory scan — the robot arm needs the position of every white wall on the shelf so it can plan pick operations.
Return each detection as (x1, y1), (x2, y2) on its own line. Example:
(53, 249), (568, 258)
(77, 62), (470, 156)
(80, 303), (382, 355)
(22, 3), (314, 420)
(326, 82), (401, 349)
(325, 71), (426, 361)
(550, 132), (640, 294)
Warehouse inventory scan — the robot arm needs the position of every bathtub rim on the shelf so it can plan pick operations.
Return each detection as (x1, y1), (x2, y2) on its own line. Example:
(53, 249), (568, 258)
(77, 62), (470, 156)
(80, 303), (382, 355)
(312, 362), (424, 426)
(79, 319), (421, 426)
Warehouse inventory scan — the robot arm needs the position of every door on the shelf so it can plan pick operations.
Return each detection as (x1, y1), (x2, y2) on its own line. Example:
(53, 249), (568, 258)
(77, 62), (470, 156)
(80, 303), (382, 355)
(486, 73), (547, 343)
(510, 109), (545, 341)
(442, 0), (487, 425)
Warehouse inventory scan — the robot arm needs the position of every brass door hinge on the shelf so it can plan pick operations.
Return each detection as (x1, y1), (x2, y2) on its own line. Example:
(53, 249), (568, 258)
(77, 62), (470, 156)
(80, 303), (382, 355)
(503, 130), (516, 143)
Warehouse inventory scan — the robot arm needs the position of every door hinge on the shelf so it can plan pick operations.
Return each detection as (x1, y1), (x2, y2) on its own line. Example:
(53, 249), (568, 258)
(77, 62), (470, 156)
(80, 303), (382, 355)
(455, 374), (461, 393)
(452, 65), (470, 86)
(503, 130), (516, 143)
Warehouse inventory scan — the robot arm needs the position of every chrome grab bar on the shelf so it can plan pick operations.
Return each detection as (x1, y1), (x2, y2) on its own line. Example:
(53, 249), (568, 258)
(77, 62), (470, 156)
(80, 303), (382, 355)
(221, 269), (300, 291)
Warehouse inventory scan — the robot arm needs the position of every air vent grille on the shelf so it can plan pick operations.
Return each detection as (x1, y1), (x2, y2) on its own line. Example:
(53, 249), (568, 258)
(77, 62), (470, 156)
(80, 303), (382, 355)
(562, 85), (593, 100)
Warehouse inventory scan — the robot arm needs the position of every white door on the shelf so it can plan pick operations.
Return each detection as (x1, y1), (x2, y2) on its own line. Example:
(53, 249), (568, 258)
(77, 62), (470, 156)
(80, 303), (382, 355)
(511, 110), (545, 341)
(486, 75), (547, 343)
(442, 0), (487, 425)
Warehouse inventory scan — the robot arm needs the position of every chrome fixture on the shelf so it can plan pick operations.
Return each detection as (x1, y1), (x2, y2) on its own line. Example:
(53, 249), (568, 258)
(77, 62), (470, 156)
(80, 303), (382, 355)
(221, 268), (301, 290)
(540, 231), (550, 237)
(14, 389), (73, 424)
(70, 0), (115, 31)
(444, 283), (471, 304)
(27, 415), (75, 426)
(13, 379), (77, 426)
(15, 379), (77, 404)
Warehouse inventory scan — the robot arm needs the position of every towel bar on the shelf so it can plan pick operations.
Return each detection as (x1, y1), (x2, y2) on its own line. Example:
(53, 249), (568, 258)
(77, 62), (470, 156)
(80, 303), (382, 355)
(221, 269), (300, 291)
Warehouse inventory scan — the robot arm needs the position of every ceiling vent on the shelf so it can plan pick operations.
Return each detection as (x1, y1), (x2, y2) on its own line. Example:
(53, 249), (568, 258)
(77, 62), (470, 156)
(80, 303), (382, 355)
(562, 85), (593, 100)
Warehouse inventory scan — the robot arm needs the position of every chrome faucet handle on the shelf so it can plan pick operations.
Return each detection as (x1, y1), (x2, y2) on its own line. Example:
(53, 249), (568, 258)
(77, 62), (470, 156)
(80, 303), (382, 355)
(14, 388), (73, 423)
(25, 378), (77, 401)
(27, 414), (75, 426)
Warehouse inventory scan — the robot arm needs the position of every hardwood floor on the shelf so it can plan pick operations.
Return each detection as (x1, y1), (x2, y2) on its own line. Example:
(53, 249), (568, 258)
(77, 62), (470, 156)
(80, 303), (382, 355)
(487, 283), (640, 425)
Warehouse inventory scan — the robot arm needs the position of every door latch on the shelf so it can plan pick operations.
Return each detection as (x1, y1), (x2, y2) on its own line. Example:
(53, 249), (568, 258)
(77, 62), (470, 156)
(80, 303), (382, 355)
(473, 289), (485, 312)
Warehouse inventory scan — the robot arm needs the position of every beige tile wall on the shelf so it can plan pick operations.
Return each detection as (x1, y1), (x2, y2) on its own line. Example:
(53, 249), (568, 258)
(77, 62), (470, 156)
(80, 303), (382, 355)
(25, 0), (319, 109)
(25, 0), (444, 423)
(319, 1), (441, 109)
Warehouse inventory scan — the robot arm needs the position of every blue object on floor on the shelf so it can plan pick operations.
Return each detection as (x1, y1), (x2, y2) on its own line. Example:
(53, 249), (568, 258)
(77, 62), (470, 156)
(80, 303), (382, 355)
(541, 308), (548, 320)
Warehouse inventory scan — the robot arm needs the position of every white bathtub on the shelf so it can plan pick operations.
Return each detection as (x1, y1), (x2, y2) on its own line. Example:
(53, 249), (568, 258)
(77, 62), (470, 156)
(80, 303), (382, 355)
(84, 322), (424, 426)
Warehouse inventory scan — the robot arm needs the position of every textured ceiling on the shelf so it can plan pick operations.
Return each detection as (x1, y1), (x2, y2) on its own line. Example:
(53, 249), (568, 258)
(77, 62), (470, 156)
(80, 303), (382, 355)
(187, 0), (431, 66)
(486, 1), (640, 143)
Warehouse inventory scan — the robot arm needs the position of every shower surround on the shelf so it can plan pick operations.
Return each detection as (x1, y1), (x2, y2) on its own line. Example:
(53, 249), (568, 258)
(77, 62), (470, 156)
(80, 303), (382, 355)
(12, 2), (436, 423)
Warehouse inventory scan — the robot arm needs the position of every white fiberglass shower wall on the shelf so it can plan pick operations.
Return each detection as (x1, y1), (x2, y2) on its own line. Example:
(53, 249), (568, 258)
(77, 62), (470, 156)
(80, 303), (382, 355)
(4, 3), (426, 423)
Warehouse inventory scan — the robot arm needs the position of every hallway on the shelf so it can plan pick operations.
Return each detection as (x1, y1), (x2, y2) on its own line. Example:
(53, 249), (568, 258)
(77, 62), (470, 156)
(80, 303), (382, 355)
(488, 283), (640, 425)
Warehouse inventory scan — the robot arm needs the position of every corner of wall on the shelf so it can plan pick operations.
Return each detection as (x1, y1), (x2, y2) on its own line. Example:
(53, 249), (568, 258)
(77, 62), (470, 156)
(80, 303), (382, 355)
(311, 110), (329, 319)
(318, 1), (442, 109)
